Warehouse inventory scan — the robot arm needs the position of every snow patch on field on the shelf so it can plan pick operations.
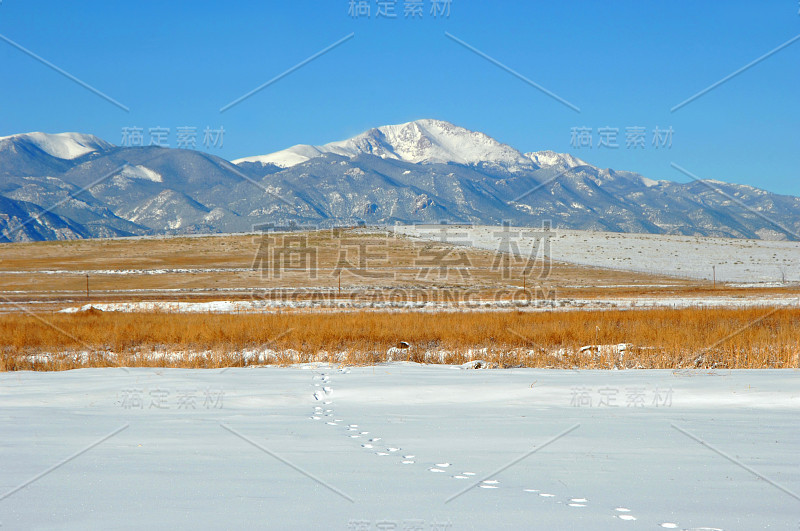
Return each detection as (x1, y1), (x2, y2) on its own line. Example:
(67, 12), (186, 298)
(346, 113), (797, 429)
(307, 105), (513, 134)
(395, 224), (800, 283)
(57, 295), (800, 315)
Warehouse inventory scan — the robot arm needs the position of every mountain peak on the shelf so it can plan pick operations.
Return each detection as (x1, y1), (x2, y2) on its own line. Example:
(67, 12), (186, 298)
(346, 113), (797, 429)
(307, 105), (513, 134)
(233, 119), (532, 170)
(0, 132), (112, 160)
(526, 150), (588, 170)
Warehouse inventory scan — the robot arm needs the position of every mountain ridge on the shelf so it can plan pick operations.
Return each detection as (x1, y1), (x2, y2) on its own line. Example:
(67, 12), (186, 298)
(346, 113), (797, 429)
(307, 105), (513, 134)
(1, 120), (799, 242)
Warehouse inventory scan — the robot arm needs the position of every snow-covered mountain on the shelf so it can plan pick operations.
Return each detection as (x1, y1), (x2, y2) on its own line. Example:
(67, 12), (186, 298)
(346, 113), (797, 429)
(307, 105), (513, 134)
(234, 119), (534, 171)
(0, 132), (112, 160)
(2, 121), (800, 242)
(525, 150), (588, 170)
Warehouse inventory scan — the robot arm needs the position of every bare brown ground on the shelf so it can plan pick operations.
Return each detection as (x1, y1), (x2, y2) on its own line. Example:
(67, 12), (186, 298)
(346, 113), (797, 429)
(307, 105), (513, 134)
(2, 229), (797, 309)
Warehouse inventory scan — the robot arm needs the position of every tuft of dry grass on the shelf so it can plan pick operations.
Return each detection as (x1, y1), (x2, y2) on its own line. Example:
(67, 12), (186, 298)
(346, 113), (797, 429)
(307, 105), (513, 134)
(2, 307), (799, 371)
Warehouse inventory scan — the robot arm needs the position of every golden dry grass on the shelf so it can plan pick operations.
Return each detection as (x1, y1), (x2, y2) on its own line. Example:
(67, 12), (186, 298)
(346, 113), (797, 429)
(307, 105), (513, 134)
(2, 307), (798, 371)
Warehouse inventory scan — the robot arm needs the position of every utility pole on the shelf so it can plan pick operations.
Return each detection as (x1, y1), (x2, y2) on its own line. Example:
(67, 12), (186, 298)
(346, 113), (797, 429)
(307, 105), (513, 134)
(338, 272), (341, 298)
(86, 274), (90, 302)
(712, 265), (716, 289)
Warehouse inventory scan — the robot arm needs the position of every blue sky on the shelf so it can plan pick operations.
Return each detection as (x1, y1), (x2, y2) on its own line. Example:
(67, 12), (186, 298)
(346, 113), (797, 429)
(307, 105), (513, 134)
(1, 1), (798, 194)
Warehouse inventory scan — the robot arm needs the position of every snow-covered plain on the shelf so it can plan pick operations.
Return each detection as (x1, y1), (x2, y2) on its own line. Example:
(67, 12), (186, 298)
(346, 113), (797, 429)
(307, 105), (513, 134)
(1, 364), (798, 529)
(395, 225), (800, 284)
(57, 294), (800, 315)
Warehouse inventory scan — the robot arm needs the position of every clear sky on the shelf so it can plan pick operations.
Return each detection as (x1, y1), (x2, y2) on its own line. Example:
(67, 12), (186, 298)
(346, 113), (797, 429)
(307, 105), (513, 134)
(1, 1), (798, 195)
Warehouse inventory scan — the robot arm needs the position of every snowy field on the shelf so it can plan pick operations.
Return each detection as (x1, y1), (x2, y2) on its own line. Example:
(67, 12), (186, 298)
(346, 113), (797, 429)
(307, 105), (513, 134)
(55, 294), (800, 315)
(1, 364), (798, 530)
(395, 225), (800, 284)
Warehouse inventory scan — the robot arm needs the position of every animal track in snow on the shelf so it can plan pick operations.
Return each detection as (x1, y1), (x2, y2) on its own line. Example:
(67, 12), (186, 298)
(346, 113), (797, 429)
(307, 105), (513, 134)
(615, 508), (636, 521)
(307, 370), (578, 502)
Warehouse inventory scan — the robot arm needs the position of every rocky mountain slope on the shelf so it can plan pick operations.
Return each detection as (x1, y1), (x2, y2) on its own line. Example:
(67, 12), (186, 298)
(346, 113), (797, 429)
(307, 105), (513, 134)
(0, 123), (798, 242)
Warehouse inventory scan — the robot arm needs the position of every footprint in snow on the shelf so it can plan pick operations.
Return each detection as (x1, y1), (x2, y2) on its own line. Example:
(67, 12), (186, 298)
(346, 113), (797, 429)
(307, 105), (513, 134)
(479, 480), (499, 489)
(568, 497), (587, 507)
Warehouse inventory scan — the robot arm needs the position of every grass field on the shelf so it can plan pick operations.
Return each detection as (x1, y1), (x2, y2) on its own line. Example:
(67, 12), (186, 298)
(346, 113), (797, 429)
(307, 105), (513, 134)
(2, 229), (799, 371)
(2, 307), (798, 371)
